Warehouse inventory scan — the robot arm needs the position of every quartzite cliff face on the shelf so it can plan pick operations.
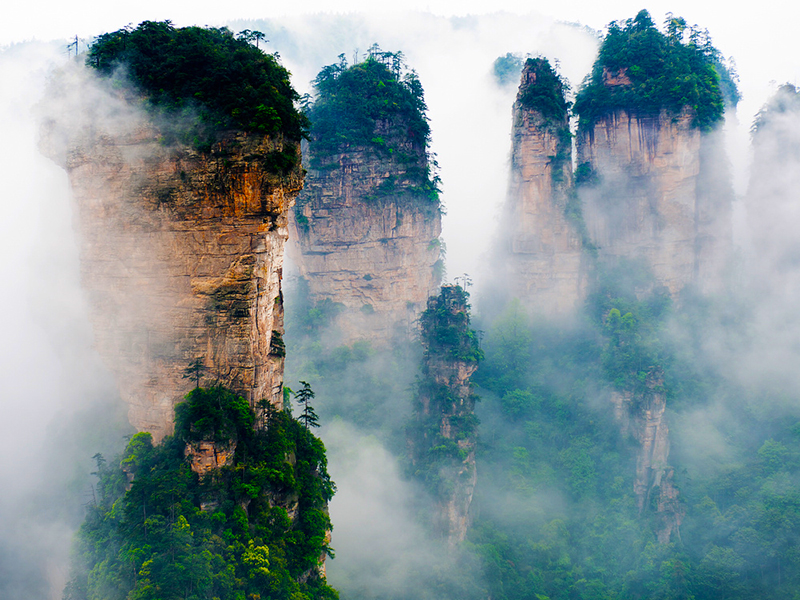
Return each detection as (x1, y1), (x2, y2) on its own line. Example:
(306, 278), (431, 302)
(576, 107), (730, 296)
(503, 59), (586, 313)
(291, 127), (442, 343)
(409, 286), (480, 545)
(505, 64), (732, 314)
(42, 74), (302, 440)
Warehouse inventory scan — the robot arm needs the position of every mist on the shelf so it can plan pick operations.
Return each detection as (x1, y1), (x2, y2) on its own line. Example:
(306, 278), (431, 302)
(3, 7), (800, 600)
(0, 42), (130, 599)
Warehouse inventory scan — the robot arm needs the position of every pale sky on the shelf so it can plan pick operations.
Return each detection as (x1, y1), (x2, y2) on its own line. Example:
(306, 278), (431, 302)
(5, 0), (798, 146)
(5, 0), (800, 97)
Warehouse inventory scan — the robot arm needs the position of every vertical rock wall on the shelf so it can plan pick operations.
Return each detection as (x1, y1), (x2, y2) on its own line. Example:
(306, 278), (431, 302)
(611, 369), (683, 543)
(409, 286), (480, 544)
(577, 109), (700, 294)
(290, 122), (442, 344)
(576, 109), (732, 295)
(43, 103), (302, 440)
(503, 60), (586, 314)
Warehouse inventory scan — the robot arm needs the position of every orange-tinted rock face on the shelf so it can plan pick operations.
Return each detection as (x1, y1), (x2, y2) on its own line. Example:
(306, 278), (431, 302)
(185, 440), (237, 476)
(41, 75), (302, 440)
(290, 125), (442, 344)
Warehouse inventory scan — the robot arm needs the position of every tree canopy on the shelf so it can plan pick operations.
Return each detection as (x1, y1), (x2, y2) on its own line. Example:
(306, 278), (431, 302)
(307, 48), (431, 156)
(63, 386), (337, 600)
(573, 10), (732, 131)
(517, 57), (570, 125)
(86, 21), (307, 141)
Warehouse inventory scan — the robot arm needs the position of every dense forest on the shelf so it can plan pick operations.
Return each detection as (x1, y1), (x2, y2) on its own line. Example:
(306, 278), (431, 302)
(573, 10), (727, 130)
(304, 48), (440, 204)
(63, 386), (338, 600)
(469, 268), (800, 600)
(86, 21), (307, 163)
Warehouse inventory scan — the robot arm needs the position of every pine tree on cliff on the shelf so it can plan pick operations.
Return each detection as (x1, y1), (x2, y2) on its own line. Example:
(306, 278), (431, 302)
(294, 381), (320, 429)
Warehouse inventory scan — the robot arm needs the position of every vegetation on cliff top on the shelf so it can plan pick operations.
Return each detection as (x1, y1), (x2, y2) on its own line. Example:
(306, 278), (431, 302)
(517, 57), (570, 125)
(63, 386), (337, 600)
(408, 285), (481, 536)
(573, 10), (733, 131)
(419, 285), (484, 364)
(306, 46), (440, 204)
(86, 21), (308, 142)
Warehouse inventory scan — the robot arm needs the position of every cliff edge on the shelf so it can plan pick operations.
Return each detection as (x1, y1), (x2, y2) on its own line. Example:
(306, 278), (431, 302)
(40, 28), (305, 439)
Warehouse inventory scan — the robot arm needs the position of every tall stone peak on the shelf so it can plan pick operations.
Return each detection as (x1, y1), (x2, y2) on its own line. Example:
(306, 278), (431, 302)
(501, 58), (586, 313)
(40, 64), (303, 440)
(497, 13), (736, 548)
(409, 285), (481, 544)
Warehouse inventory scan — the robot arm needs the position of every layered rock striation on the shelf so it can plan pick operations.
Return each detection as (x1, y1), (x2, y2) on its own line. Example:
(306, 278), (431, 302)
(290, 55), (441, 344)
(41, 73), (302, 440)
(409, 286), (481, 544)
(503, 58), (587, 313)
(611, 369), (683, 543)
(293, 134), (441, 341)
(291, 134), (441, 342)
(576, 108), (730, 296)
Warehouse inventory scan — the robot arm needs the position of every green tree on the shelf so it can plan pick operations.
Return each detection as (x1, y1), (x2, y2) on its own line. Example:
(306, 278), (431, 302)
(87, 21), (307, 141)
(573, 9), (730, 131)
(182, 358), (205, 389)
(294, 381), (320, 429)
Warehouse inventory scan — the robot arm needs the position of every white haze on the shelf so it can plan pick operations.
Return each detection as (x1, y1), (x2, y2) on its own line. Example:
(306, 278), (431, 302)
(0, 42), (129, 599)
(1, 5), (800, 600)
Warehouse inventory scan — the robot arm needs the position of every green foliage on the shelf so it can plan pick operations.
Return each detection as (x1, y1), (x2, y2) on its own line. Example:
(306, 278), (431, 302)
(472, 260), (800, 600)
(183, 358), (206, 388)
(86, 21), (307, 143)
(269, 330), (287, 358)
(680, 423), (800, 599)
(419, 285), (484, 364)
(517, 58), (570, 125)
(175, 386), (255, 445)
(306, 48), (440, 205)
(294, 381), (320, 429)
(573, 10), (729, 131)
(308, 49), (429, 155)
(492, 53), (524, 87)
(753, 84), (800, 135)
(65, 386), (337, 600)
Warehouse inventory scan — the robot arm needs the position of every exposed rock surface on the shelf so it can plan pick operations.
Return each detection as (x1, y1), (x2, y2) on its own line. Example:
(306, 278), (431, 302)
(575, 108), (733, 297)
(409, 286), (480, 544)
(290, 121), (441, 344)
(503, 60), (586, 313)
(505, 72), (732, 313)
(610, 369), (683, 543)
(577, 109), (700, 294)
(41, 76), (302, 440)
(186, 440), (237, 476)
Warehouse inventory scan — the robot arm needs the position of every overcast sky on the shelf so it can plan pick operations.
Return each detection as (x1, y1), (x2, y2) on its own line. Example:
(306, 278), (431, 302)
(4, 0), (799, 122)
